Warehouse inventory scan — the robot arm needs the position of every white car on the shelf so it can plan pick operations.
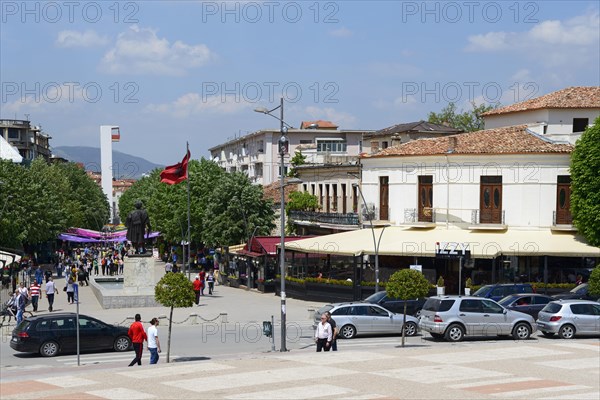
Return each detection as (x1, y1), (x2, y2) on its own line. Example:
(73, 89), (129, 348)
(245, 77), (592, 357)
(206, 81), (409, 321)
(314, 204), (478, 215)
(314, 302), (419, 339)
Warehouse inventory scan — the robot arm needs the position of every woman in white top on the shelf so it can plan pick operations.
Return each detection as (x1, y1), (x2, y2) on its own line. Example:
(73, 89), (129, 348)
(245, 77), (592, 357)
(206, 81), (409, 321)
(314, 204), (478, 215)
(147, 318), (161, 364)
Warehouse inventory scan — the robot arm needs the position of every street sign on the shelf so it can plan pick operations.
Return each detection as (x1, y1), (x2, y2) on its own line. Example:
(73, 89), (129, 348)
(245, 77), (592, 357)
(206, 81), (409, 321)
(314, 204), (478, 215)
(435, 242), (471, 259)
(410, 265), (422, 272)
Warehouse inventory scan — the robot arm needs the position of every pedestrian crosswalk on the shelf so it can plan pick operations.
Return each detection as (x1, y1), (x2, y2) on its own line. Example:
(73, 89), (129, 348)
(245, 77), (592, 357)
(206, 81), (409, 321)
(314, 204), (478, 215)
(55, 352), (175, 367)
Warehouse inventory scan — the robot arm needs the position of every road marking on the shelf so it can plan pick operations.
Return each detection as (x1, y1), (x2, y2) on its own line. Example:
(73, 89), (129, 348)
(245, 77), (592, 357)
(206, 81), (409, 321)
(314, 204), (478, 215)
(118, 362), (234, 378)
(371, 364), (509, 383)
(163, 365), (354, 392)
(36, 376), (98, 387)
(275, 350), (395, 364)
(86, 388), (155, 399)
(410, 346), (570, 364)
(549, 342), (600, 351)
(536, 357), (600, 370)
(541, 391), (600, 400)
(449, 377), (538, 389)
(491, 384), (590, 398)
(225, 384), (354, 399)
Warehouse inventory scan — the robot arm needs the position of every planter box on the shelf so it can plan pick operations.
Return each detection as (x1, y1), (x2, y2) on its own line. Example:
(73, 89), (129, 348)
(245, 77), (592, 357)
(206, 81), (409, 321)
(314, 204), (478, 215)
(228, 278), (240, 288)
(436, 286), (445, 295)
(257, 282), (275, 293)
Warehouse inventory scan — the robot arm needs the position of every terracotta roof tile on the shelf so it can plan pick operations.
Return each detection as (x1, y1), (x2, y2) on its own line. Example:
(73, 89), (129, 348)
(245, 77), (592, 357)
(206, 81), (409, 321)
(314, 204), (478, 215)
(262, 178), (298, 203)
(365, 120), (462, 138)
(482, 86), (600, 116)
(363, 125), (573, 158)
(300, 120), (338, 129)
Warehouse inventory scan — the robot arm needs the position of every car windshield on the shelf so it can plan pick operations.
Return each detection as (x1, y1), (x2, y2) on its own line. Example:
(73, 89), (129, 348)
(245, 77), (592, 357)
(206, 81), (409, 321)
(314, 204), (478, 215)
(317, 305), (334, 315)
(364, 292), (387, 302)
(473, 285), (491, 296)
(570, 283), (587, 294)
(497, 295), (514, 306)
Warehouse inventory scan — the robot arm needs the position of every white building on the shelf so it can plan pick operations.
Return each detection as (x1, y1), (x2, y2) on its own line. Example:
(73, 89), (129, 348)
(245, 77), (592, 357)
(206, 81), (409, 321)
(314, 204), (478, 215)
(208, 124), (373, 186)
(483, 86), (600, 144)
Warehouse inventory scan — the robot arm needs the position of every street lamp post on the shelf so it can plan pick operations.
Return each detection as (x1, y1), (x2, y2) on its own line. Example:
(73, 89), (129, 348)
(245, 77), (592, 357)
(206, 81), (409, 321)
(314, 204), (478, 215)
(352, 183), (384, 293)
(255, 97), (291, 352)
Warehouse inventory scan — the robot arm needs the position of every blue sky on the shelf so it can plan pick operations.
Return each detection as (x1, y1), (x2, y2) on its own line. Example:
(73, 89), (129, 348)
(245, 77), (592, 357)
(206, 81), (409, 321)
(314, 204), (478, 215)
(1, 1), (599, 165)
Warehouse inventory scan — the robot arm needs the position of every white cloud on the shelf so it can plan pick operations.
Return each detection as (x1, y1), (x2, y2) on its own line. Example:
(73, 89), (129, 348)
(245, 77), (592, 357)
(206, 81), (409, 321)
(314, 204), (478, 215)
(329, 27), (353, 38)
(466, 11), (600, 53)
(56, 30), (109, 48)
(145, 93), (250, 117)
(100, 26), (214, 76)
(303, 106), (357, 128)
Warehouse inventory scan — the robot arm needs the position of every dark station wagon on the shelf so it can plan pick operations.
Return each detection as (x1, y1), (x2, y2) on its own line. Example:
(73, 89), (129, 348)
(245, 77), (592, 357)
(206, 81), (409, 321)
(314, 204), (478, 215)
(10, 313), (132, 357)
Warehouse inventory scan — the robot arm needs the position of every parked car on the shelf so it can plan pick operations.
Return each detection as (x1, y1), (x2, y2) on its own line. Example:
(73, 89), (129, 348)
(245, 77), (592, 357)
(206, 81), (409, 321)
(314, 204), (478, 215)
(472, 283), (535, 301)
(553, 283), (596, 301)
(314, 302), (419, 339)
(497, 293), (556, 320)
(363, 292), (426, 316)
(10, 313), (132, 357)
(419, 296), (536, 342)
(536, 299), (600, 339)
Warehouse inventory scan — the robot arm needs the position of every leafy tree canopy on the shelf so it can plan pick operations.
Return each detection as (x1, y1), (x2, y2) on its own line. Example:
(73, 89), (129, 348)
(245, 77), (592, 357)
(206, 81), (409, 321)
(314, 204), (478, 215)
(386, 268), (431, 300)
(428, 101), (498, 132)
(286, 191), (319, 213)
(588, 267), (600, 297)
(155, 271), (195, 308)
(570, 116), (600, 247)
(288, 150), (306, 177)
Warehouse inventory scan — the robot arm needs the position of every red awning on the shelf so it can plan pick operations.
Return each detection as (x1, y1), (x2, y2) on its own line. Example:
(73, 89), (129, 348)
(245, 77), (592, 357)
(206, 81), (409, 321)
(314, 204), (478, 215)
(250, 236), (313, 255)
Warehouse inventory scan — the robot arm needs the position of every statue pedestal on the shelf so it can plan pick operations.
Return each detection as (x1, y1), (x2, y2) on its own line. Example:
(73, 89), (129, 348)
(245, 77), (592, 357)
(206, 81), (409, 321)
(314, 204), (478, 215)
(124, 254), (156, 294)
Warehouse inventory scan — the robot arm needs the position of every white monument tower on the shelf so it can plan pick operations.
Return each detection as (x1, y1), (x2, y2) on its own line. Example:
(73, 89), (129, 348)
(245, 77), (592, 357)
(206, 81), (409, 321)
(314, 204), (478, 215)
(100, 125), (120, 223)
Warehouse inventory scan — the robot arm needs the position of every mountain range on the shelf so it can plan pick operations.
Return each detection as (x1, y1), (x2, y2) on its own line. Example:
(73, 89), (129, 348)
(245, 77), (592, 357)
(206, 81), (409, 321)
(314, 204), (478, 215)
(53, 146), (163, 179)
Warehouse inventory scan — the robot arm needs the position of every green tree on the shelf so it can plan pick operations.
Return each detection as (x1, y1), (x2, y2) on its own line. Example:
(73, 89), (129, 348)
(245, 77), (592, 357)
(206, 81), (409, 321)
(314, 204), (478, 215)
(287, 150), (306, 177)
(386, 269), (431, 347)
(588, 267), (600, 298)
(570, 116), (600, 247)
(428, 101), (498, 132)
(202, 172), (275, 247)
(285, 191), (319, 234)
(154, 272), (195, 362)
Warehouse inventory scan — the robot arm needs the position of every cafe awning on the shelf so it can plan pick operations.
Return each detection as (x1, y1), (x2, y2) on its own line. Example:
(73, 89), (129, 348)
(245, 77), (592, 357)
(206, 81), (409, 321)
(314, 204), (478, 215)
(284, 227), (600, 259)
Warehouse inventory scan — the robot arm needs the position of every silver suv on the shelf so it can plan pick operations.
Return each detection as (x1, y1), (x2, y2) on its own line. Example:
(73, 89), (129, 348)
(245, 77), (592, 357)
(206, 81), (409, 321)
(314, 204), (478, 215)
(536, 299), (600, 339)
(419, 296), (536, 342)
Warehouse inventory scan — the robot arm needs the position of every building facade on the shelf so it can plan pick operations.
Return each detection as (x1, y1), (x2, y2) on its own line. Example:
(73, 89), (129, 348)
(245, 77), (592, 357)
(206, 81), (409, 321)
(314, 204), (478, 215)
(0, 119), (52, 162)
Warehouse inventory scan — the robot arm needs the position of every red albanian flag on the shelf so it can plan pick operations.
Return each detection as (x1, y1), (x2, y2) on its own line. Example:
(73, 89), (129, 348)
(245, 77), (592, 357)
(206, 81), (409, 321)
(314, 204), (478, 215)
(160, 150), (190, 185)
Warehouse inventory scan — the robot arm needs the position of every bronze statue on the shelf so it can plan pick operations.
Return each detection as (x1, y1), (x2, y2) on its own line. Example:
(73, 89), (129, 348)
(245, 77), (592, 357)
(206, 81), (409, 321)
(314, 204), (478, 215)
(126, 200), (152, 254)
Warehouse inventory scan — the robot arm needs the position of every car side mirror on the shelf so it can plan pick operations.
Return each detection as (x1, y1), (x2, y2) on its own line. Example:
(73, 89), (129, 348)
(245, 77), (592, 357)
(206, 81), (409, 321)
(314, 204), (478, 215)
(503, 309), (507, 314)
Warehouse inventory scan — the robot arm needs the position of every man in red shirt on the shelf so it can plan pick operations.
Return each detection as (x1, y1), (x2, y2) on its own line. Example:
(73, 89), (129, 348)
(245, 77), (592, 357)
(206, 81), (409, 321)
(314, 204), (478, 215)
(128, 314), (147, 366)
(193, 276), (201, 305)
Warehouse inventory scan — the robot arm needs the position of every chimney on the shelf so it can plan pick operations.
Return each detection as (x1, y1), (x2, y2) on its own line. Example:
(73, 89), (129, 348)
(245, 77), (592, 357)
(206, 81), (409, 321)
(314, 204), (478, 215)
(391, 134), (402, 147)
(447, 136), (457, 153)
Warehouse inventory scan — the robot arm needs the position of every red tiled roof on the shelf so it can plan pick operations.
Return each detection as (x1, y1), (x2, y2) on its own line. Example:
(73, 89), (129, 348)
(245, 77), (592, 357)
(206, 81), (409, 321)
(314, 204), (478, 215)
(482, 87), (600, 116)
(262, 178), (298, 203)
(300, 120), (338, 129)
(363, 125), (573, 158)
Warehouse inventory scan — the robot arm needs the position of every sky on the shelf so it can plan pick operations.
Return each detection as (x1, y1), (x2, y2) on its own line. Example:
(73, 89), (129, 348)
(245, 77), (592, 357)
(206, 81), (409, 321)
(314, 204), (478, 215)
(1, 1), (599, 165)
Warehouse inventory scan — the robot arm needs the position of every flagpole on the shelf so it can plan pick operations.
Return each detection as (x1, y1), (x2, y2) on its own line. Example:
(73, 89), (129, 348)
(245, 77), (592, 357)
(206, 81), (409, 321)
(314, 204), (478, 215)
(186, 142), (191, 280)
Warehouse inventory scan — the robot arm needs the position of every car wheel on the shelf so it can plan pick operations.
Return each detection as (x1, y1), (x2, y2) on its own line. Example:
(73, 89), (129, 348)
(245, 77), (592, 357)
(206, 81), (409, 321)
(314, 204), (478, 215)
(559, 324), (575, 339)
(430, 332), (444, 340)
(444, 324), (464, 342)
(114, 335), (131, 352)
(512, 322), (531, 340)
(340, 324), (356, 339)
(40, 341), (59, 357)
(541, 331), (555, 338)
(403, 321), (418, 336)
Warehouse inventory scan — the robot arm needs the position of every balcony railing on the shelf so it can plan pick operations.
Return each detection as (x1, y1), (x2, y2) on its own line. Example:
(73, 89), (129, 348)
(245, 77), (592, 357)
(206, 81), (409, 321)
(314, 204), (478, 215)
(471, 209), (505, 225)
(289, 210), (359, 226)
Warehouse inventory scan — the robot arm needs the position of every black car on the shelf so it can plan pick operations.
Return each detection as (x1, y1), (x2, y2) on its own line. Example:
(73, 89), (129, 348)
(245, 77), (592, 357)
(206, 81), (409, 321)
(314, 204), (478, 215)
(363, 291), (426, 316)
(553, 283), (596, 301)
(497, 293), (556, 320)
(10, 313), (132, 357)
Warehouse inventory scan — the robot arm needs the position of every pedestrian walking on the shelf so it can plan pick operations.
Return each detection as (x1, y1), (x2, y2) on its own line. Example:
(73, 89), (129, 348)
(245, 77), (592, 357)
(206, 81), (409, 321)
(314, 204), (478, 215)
(326, 311), (338, 351)
(314, 313), (332, 352)
(147, 318), (161, 364)
(207, 271), (215, 295)
(193, 277), (201, 305)
(128, 314), (147, 366)
(199, 270), (206, 296)
(66, 278), (75, 304)
(15, 290), (27, 325)
(29, 281), (41, 312)
(45, 277), (56, 312)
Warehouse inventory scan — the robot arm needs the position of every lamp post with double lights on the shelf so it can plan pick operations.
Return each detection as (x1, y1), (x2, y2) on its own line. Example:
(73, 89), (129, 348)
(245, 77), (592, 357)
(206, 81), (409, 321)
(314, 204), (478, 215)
(352, 182), (387, 293)
(254, 97), (295, 352)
